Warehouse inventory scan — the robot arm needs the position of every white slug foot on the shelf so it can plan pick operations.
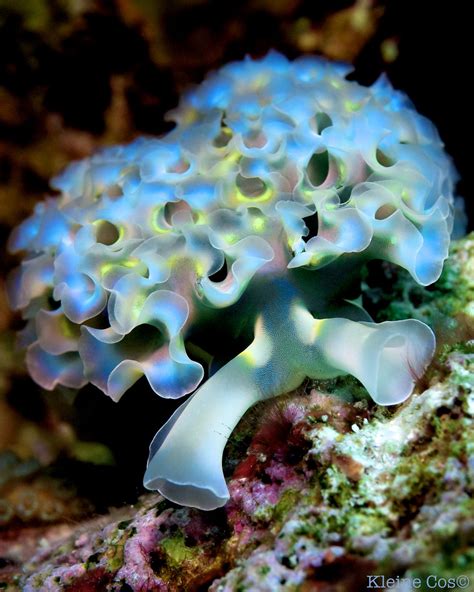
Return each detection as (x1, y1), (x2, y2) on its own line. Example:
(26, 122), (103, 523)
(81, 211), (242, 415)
(305, 316), (436, 405)
(145, 296), (436, 510)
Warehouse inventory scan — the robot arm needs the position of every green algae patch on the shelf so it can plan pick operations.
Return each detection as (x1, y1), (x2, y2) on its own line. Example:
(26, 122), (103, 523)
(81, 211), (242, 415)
(273, 488), (300, 525)
(364, 234), (474, 344)
(103, 526), (132, 573)
(160, 533), (199, 566)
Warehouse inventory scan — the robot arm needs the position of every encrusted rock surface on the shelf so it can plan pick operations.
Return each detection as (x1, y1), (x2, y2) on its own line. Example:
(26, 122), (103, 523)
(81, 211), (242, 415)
(0, 236), (473, 590)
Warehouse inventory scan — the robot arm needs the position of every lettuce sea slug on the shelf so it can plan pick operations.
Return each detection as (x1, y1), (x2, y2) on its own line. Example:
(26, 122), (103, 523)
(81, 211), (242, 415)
(7, 52), (457, 510)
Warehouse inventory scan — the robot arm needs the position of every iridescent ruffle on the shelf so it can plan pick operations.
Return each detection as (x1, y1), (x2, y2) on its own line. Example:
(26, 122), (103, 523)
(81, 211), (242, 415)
(7, 52), (458, 397)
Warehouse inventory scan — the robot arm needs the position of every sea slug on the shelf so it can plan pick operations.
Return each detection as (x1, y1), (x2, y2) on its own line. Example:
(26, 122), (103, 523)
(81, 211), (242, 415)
(8, 52), (457, 510)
